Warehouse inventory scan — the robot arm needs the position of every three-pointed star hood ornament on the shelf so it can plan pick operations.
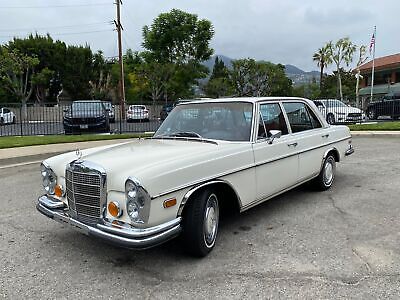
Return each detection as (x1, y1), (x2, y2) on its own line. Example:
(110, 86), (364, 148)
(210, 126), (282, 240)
(75, 148), (83, 162)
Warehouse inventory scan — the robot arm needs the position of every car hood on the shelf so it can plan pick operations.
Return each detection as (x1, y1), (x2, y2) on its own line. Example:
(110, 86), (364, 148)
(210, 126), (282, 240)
(45, 138), (254, 197)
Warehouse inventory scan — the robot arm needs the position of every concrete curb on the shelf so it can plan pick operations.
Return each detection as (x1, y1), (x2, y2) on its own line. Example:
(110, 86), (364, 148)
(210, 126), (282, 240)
(350, 131), (400, 137)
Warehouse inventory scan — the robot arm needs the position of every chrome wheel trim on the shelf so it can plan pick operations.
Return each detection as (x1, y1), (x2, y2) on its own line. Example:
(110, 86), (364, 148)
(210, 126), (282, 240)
(203, 193), (219, 248)
(323, 158), (335, 186)
(368, 110), (375, 119)
(327, 114), (335, 124)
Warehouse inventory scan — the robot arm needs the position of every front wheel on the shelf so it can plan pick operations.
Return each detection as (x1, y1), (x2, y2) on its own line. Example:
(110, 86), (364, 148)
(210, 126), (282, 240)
(182, 189), (219, 257)
(313, 154), (336, 190)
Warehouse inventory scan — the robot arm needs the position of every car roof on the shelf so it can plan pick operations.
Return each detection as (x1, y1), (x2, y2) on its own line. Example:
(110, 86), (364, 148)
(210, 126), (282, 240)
(178, 97), (313, 105)
(73, 100), (103, 103)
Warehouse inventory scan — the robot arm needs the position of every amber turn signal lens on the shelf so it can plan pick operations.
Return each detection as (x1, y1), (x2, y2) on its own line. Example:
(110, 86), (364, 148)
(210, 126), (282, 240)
(163, 198), (177, 208)
(108, 201), (121, 217)
(54, 185), (63, 198)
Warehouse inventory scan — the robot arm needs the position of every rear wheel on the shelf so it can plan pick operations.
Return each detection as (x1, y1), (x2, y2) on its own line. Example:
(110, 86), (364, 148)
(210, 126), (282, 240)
(367, 109), (377, 120)
(182, 188), (219, 257)
(0, 117), (4, 125)
(313, 154), (336, 190)
(12, 116), (16, 124)
(326, 113), (335, 125)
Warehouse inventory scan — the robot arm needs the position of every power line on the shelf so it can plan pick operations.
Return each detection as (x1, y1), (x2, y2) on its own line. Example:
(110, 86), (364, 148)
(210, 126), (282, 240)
(0, 22), (113, 33)
(0, 3), (111, 9)
(0, 29), (114, 39)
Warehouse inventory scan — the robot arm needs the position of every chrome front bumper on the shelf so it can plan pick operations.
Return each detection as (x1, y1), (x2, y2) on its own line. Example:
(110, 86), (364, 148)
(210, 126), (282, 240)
(37, 195), (182, 249)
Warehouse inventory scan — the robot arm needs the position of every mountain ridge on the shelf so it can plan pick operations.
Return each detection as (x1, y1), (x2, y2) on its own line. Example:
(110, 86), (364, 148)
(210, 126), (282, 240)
(204, 55), (320, 85)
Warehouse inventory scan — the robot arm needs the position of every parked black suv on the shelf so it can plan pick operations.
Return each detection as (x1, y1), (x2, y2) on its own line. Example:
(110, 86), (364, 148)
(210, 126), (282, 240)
(63, 100), (110, 134)
(366, 93), (400, 120)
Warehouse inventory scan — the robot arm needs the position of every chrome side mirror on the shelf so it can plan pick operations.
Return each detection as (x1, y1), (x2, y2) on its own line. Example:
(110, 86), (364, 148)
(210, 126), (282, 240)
(267, 130), (282, 144)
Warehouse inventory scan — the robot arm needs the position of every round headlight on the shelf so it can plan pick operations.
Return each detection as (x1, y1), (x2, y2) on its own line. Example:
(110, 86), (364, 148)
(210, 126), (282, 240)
(41, 163), (57, 195)
(125, 180), (137, 200)
(125, 178), (151, 224)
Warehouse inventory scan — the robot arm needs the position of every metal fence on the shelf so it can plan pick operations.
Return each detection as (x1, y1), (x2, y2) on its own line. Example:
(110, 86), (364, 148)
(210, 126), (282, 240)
(0, 101), (163, 137)
(313, 98), (400, 125)
(1, 98), (399, 137)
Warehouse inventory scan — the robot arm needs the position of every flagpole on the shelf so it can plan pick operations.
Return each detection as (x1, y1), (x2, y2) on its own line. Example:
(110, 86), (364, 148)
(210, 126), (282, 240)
(370, 26), (376, 100)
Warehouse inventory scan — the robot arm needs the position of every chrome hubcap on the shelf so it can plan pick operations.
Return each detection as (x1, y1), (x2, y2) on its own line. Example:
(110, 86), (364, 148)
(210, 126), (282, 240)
(204, 194), (219, 247)
(324, 159), (334, 186)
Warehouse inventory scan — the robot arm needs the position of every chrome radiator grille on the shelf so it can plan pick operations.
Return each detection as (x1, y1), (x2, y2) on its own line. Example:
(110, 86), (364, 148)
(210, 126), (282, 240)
(66, 162), (106, 225)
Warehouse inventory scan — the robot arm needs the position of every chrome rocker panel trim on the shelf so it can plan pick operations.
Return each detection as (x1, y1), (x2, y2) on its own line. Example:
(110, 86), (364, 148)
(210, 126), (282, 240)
(37, 195), (181, 249)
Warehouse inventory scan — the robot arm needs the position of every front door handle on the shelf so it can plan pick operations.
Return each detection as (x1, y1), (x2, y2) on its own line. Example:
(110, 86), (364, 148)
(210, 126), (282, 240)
(322, 134), (329, 138)
(287, 142), (298, 147)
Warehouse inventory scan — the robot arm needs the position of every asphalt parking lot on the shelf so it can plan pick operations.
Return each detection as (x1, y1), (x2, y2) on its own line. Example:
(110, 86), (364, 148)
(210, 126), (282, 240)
(1, 136), (399, 299)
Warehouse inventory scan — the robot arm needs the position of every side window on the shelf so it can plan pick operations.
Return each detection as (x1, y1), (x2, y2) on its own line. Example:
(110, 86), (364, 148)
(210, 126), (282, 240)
(307, 106), (322, 129)
(3, 108), (10, 113)
(257, 103), (289, 140)
(283, 102), (320, 133)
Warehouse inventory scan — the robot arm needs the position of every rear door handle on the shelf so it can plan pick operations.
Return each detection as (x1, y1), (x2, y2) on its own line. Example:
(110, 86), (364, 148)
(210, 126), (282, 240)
(287, 142), (298, 147)
(322, 134), (329, 138)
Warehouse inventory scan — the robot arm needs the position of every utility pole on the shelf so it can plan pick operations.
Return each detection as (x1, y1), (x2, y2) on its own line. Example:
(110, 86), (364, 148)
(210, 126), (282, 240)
(114, 0), (125, 120)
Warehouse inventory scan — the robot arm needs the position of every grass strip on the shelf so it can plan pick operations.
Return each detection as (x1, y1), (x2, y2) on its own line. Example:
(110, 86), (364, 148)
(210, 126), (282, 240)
(0, 133), (153, 149)
(348, 122), (400, 131)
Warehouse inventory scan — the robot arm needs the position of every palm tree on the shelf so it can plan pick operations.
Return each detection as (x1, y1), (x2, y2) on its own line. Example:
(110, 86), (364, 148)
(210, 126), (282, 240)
(313, 45), (332, 90)
(327, 38), (356, 100)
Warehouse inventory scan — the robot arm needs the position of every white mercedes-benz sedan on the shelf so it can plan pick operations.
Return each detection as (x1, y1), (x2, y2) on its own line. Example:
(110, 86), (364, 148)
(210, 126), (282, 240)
(37, 97), (354, 257)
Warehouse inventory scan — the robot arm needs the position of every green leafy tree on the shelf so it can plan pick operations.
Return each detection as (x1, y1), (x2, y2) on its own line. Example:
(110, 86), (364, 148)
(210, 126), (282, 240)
(63, 45), (93, 100)
(230, 59), (292, 97)
(8, 34), (67, 102)
(292, 83), (321, 99)
(90, 50), (113, 100)
(32, 67), (55, 104)
(204, 56), (233, 98)
(142, 9), (214, 64)
(321, 69), (356, 101)
(313, 45), (332, 90)
(327, 38), (356, 100)
(0, 47), (39, 116)
(141, 9), (214, 101)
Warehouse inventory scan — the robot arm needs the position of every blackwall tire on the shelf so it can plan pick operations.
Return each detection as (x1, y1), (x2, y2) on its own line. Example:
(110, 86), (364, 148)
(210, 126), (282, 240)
(367, 109), (377, 120)
(182, 188), (219, 257)
(327, 114), (335, 125)
(313, 154), (336, 191)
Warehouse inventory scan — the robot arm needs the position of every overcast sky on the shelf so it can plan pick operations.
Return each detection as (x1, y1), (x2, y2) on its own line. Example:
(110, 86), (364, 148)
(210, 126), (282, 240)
(1, 0), (399, 72)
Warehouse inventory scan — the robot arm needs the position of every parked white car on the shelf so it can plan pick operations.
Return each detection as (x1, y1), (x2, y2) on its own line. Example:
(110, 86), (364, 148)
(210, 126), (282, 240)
(0, 107), (16, 125)
(37, 97), (354, 256)
(126, 105), (149, 122)
(314, 99), (365, 124)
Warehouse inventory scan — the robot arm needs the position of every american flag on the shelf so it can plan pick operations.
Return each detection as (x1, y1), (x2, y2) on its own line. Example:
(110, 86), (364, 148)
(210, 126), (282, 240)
(369, 30), (376, 54)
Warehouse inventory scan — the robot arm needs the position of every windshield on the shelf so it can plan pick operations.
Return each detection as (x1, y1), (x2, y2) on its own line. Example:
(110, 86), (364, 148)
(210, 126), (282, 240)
(72, 102), (105, 112)
(324, 100), (346, 108)
(154, 102), (253, 142)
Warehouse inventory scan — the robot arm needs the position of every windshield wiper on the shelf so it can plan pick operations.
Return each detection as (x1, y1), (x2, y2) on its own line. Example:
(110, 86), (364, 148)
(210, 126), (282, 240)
(169, 131), (203, 138)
